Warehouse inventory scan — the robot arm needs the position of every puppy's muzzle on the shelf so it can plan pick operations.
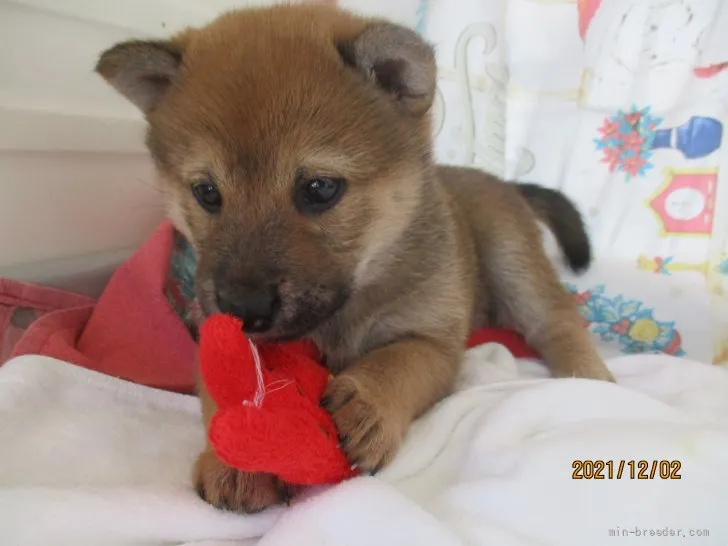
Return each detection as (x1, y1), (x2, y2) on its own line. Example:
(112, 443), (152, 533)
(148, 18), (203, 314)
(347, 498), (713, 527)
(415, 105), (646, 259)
(219, 284), (279, 333)
(204, 281), (280, 334)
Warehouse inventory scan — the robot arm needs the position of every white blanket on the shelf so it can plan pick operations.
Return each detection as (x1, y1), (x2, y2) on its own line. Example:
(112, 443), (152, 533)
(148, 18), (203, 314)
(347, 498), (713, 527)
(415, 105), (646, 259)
(2, 346), (728, 546)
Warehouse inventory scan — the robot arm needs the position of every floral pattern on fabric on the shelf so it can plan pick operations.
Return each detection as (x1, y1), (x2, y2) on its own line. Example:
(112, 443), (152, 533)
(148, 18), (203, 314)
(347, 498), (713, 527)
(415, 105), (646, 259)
(593, 106), (662, 179)
(164, 231), (199, 339)
(565, 283), (685, 357)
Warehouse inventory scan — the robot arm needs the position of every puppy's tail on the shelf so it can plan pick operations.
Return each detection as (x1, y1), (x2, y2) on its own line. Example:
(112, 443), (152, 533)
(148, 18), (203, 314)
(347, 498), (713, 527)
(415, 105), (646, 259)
(515, 183), (592, 273)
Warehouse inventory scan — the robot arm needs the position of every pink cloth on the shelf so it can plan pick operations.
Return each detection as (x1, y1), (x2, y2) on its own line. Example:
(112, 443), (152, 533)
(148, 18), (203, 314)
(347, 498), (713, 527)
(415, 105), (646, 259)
(1, 221), (198, 393)
(0, 280), (94, 364)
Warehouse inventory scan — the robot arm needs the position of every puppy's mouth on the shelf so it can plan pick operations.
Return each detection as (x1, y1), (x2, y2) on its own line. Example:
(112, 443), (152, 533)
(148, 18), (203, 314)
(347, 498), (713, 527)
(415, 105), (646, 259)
(195, 278), (349, 341)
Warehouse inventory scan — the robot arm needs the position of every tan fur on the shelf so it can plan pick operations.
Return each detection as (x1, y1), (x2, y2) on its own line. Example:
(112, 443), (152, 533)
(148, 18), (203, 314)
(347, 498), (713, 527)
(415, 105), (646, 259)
(97, 4), (612, 513)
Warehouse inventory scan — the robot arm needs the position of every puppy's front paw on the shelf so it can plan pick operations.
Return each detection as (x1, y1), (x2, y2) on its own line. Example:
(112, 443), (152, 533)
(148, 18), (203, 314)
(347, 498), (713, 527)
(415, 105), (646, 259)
(194, 449), (292, 513)
(322, 374), (403, 474)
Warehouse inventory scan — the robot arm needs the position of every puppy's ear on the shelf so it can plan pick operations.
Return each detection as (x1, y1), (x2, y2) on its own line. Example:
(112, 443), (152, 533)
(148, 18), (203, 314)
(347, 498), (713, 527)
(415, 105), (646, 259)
(338, 22), (436, 116)
(95, 40), (184, 114)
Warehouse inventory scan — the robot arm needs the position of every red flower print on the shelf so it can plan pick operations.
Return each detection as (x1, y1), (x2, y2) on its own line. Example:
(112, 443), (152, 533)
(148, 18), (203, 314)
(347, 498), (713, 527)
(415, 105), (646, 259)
(664, 331), (682, 355)
(621, 132), (645, 153)
(612, 319), (631, 335)
(600, 147), (622, 172)
(624, 112), (641, 126)
(598, 119), (620, 139)
(574, 291), (592, 305)
(622, 155), (648, 177)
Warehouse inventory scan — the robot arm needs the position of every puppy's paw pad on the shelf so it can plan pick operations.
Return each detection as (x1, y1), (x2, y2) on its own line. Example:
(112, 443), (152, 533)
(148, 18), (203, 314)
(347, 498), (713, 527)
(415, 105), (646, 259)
(194, 450), (290, 513)
(323, 375), (402, 474)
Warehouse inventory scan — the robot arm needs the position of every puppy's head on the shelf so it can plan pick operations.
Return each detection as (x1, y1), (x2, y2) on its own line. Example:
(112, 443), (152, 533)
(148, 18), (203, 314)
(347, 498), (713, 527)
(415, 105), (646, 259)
(96, 5), (436, 340)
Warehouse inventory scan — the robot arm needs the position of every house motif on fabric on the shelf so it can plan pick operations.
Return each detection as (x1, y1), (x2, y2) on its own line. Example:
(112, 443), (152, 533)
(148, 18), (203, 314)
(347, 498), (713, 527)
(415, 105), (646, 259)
(646, 169), (717, 237)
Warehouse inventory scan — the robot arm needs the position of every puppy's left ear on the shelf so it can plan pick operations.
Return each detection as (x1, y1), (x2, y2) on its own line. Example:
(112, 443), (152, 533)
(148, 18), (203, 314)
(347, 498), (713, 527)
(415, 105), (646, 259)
(338, 22), (436, 117)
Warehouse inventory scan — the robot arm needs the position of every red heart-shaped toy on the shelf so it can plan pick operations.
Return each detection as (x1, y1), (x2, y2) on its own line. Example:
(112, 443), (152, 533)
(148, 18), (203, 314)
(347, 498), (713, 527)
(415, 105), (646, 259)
(198, 314), (357, 485)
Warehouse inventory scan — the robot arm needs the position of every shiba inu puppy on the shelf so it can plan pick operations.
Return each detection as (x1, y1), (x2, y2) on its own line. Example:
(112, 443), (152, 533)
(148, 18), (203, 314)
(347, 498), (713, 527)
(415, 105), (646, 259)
(97, 4), (612, 513)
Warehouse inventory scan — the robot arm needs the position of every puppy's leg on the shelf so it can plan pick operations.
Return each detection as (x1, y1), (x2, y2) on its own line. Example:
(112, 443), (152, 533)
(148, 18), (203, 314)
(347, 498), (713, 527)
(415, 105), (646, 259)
(194, 380), (292, 512)
(194, 450), (291, 513)
(487, 224), (613, 381)
(323, 338), (460, 473)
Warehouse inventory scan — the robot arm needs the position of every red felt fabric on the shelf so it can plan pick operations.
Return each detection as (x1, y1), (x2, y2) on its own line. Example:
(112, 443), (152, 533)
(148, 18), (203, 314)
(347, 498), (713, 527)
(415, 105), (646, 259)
(466, 327), (539, 359)
(199, 315), (356, 485)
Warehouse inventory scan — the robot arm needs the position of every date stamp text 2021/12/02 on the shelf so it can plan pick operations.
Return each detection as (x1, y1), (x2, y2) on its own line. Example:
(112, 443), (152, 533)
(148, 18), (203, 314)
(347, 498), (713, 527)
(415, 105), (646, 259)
(572, 459), (681, 480)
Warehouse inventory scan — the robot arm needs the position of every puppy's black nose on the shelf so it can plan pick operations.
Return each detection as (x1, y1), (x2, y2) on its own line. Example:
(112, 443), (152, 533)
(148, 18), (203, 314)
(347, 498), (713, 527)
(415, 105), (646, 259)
(217, 285), (279, 333)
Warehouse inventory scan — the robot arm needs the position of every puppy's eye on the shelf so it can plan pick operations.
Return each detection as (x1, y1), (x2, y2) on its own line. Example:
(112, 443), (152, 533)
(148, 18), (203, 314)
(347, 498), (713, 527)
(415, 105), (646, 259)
(296, 177), (346, 214)
(192, 182), (222, 213)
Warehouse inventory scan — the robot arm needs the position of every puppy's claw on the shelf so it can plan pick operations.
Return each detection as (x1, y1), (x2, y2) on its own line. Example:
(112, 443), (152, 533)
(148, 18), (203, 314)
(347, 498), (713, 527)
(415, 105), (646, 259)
(322, 388), (355, 413)
(324, 374), (402, 474)
(280, 484), (294, 506)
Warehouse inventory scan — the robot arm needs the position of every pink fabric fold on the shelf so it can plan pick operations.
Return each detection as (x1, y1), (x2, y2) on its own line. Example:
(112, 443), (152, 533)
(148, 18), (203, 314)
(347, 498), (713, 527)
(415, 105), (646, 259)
(2, 221), (198, 393)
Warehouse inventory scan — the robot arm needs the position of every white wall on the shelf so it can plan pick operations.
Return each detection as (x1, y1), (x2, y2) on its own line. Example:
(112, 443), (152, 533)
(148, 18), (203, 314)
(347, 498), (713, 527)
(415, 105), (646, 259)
(0, 0), (278, 294)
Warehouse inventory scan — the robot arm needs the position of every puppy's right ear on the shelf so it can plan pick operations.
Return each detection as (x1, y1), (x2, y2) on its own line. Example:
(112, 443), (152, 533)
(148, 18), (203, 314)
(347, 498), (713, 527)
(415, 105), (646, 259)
(95, 40), (184, 114)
